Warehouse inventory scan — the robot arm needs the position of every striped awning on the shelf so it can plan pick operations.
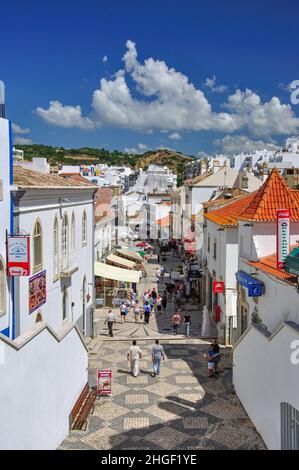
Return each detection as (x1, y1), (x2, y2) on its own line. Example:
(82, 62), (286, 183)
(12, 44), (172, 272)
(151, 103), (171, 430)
(117, 248), (143, 262)
(106, 254), (136, 269)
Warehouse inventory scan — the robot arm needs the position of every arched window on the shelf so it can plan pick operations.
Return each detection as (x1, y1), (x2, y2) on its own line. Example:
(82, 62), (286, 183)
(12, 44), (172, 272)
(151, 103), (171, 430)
(33, 220), (43, 273)
(82, 211), (87, 246)
(61, 213), (69, 262)
(71, 212), (75, 251)
(0, 258), (6, 315)
(53, 217), (59, 276)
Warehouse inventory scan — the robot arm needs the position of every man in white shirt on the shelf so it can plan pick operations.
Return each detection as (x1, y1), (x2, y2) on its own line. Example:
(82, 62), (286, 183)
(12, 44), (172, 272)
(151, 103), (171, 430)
(105, 309), (116, 337)
(127, 340), (142, 377)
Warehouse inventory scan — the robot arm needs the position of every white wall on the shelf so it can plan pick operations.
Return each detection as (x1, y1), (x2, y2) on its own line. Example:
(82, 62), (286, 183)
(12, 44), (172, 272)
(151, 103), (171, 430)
(13, 189), (94, 336)
(0, 323), (88, 449)
(233, 323), (299, 449)
(0, 118), (12, 336)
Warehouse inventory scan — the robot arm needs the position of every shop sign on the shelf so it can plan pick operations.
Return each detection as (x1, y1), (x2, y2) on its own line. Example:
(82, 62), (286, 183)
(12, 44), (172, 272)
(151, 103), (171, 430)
(235, 270), (264, 297)
(97, 369), (112, 396)
(277, 209), (290, 269)
(7, 235), (30, 276)
(212, 281), (225, 293)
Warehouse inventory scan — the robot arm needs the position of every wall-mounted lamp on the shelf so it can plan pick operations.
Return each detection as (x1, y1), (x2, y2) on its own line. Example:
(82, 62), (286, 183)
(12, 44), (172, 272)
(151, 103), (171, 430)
(243, 223), (253, 227)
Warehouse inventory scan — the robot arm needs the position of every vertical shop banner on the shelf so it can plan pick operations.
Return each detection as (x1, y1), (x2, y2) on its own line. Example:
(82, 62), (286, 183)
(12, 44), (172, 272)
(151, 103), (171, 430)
(29, 270), (46, 314)
(7, 235), (30, 276)
(277, 209), (290, 269)
(97, 370), (112, 396)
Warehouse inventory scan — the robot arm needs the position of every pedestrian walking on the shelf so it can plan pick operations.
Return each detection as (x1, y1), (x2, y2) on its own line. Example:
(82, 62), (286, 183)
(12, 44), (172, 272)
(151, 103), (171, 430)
(127, 340), (142, 377)
(134, 300), (141, 323)
(143, 301), (151, 324)
(105, 309), (116, 337)
(156, 296), (162, 315)
(152, 339), (165, 377)
(211, 339), (221, 373)
(184, 311), (191, 337)
(120, 301), (128, 323)
(172, 311), (181, 335)
(203, 347), (218, 378)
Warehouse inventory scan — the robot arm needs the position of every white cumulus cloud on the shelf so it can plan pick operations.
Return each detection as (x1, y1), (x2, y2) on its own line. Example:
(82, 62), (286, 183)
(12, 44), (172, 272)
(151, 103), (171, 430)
(12, 123), (30, 134)
(138, 143), (148, 150)
(14, 137), (32, 145)
(204, 75), (227, 93)
(168, 132), (181, 140)
(36, 100), (95, 130)
(214, 134), (280, 155)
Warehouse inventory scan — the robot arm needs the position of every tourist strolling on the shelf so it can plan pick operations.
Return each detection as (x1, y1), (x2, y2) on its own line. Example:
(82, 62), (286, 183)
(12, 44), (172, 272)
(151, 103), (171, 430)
(143, 301), (151, 324)
(162, 291), (167, 310)
(184, 312), (191, 337)
(105, 309), (116, 337)
(211, 339), (221, 373)
(127, 340), (142, 377)
(172, 311), (181, 335)
(134, 300), (141, 323)
(152, 339), (165, 377)
(120, 301), (128, 323)
(156, 295), (162, 315)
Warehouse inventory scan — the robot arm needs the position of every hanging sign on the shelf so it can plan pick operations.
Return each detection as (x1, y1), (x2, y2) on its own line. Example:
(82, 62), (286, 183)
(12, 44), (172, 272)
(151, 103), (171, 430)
(212, 281), (225, 293)
(97, 369), (112, 396)
(29, 270), (46, 314)
(277, 209), (290, 269)
(7, 235), (30, 276)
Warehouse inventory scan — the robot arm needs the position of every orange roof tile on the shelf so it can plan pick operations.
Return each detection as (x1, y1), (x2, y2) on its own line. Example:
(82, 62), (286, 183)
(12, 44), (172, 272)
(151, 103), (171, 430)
(239, 168), (299, 221)
(204, 192), (256, 227)
(247, 247), (298, 284)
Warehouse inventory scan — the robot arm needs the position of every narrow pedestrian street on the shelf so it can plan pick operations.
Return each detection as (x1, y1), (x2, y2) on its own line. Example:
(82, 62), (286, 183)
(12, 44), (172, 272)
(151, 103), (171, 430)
(60, 250), (265, 450)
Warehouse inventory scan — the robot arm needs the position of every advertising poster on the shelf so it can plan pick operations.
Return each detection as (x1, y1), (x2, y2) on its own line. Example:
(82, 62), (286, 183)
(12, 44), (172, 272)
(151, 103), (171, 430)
(97, 369), (112, 396)
(7, 235), (30, 276)
(29, 270), (46, 314)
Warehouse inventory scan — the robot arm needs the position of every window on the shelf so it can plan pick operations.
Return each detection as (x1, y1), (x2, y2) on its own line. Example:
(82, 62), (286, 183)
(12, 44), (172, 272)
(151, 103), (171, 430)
(71, 212), (75, 251)
(61, 213), (69, 261)
(0, 258), (5, 315)
(82, 211), (87, 246)
(33, 220), (43, 273)
(207, 233), (210, 253)
(53, 217), (59, 276)
(62, 287), (68, 321)
(213, 238), (217, 260)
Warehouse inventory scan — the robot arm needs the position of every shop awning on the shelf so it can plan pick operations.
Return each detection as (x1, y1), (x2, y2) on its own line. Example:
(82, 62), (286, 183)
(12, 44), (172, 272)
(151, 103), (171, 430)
(106, 254), (136, 269)
(94, 262), (141, 283)
(117, 248), (143, 262)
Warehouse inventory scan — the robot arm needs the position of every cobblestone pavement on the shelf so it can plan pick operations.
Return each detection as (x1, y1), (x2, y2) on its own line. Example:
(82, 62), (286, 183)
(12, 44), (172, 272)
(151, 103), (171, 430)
(60, 339), (265, 450)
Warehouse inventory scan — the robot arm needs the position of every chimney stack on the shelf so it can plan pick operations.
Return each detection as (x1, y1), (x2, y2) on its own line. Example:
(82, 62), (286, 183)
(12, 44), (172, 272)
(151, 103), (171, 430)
(0, 81), (5, 118)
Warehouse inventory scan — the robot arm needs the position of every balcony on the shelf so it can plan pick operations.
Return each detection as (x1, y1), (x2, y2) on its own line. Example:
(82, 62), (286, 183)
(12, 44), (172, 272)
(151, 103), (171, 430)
(59, 251), (79, 277)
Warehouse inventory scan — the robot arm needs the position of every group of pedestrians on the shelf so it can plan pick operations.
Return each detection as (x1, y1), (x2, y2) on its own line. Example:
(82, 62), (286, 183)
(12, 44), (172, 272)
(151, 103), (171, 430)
(171, 310), (191, 336)
(127, 339), (165, 378)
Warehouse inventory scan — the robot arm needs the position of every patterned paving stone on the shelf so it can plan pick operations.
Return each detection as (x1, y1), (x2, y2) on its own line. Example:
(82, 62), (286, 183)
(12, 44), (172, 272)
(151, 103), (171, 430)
(93, 402), (128, 420)
(178, 392), (205, 403)
(183, 417), (209, 429)
(81, 427), (128, 449)
(208, 425), (255, 449)
(175, 375), (199, 384)
(171, 360), (192, 370)
(145, 381), (180, 397)
(123, 417), (150, 430)
(127, 375), (148, 385)
(201, 400), (243, 420)
(125, 394), (149, 405)
(146, 404), (178, 422)
(110, 382), (130, 396)
(144, 426), (189, 449)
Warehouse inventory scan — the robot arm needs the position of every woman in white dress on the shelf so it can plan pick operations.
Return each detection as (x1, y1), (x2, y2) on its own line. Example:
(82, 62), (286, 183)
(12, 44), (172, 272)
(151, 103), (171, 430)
(201, 305), (211, 337)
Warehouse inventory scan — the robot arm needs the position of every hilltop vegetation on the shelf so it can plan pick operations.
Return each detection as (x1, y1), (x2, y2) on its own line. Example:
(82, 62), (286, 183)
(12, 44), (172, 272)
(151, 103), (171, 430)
(15, 144), (195, 185)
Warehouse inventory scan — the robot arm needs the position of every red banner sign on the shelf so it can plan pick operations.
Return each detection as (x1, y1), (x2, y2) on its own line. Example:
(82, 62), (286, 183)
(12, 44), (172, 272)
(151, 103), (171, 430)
(97, 369), (112, 396)
(213, 281), (225, 293)
(277, 209), (290, 269)
(7, 235), (30, 276)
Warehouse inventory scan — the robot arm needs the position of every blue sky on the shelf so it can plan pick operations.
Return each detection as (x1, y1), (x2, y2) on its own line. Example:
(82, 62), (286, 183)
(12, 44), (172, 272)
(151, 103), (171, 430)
(2, 0), (299, 155)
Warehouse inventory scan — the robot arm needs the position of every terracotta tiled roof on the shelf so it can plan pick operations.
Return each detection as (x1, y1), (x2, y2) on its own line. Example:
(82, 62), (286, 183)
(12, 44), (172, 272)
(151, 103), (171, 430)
(247, 247), (299, 284)
(204, 192), (256, 227)
(13, 167), (97, 189)
(239, 168), (299, 221)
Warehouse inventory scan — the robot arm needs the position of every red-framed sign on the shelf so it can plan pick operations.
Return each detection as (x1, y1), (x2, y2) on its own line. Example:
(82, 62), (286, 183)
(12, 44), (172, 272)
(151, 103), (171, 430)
(213, 281), (225, 293)
(7, 235), (30, 276)
(276, 209), (290, 269)
(97, 369), (112, 396)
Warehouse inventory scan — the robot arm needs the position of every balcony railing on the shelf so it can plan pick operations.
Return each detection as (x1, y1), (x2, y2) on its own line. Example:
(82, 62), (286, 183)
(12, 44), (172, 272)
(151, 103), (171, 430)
(59, 251), (78, 277)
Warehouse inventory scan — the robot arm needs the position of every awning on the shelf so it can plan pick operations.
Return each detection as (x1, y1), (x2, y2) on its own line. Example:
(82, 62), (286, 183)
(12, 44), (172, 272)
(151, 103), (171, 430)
(106, 253), (136, 269)
(117, 248), (143, 262)
(236, 270), (264, 297)
(94, 262), (141, 283)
